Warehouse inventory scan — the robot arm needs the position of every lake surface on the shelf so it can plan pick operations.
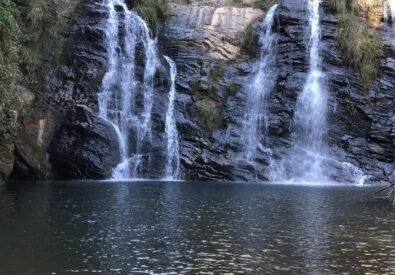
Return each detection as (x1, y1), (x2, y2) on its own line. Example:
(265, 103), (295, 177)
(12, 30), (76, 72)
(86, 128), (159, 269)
(0, 181), (394, 274)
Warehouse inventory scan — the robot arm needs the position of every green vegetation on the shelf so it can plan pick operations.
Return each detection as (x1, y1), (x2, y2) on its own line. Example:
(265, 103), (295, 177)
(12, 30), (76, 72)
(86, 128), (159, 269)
(336, 10), (383, 87)
(0, 0), (22, 139)
(21, 0), (72, 78)
(208, 62), (225, 94)
(329, 0), (382, 26)
(189, 62), (227, 134)
(0, 0), (75, 139)
(131, 0), (169, 34)
(196, 100), (224, 133)
(240, 23), (257, 55)
(227, 81), (240, 96)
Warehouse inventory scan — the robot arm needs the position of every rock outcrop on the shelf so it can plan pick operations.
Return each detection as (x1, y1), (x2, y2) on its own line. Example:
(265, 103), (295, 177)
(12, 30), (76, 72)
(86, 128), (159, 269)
(1, 87), (36, 183)
(166, 2), (264, 59)
(49, 106), (121, 179)
(12, 108), (60, 180)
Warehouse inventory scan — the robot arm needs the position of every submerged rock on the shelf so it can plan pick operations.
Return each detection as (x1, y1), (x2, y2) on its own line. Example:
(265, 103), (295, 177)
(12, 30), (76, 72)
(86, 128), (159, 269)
(49, 106), (120, 179)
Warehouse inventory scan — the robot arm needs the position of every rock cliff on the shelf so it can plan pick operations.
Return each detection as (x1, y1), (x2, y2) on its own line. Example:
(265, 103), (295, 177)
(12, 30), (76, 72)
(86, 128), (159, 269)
(2, 0), (394, 184)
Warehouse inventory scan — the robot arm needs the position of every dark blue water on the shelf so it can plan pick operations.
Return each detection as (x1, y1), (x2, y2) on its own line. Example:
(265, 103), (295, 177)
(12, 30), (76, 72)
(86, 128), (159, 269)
(0, 181), (394, 274)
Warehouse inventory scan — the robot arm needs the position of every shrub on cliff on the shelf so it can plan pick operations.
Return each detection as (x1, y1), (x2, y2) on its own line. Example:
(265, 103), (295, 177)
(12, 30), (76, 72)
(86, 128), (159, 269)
(240, 23), (258, 56)
(329, 0), (383, 26)
(0, 0), (75, 139)
(129, 0), (169, 34)
(336, 11), (383, 87)
(208, 62), (225, 94)
(196, 100), (224, 133)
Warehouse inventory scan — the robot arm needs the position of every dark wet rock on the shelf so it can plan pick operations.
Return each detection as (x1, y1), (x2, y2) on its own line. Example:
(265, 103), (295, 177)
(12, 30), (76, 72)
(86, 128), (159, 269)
(44, 1), (109, 113)
(49, 106), (121, 179)
(264, 0), (394, 183)
(320, 1), (395, 183)
(0, 139), (15, 185)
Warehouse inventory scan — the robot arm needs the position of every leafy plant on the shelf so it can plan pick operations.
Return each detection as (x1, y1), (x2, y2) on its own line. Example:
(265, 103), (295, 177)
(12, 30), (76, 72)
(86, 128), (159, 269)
(336, 11), (383, 88)
(130, 0), (169, 34)
(0, 0), (76, 139)
(208, 62), (225, 94)
(240, 23), (258, 55)
(196, 100), (224, 133)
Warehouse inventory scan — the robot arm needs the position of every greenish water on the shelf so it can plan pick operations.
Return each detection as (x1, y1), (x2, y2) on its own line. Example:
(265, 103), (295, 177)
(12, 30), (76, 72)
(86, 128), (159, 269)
(0, 181), (394, 274)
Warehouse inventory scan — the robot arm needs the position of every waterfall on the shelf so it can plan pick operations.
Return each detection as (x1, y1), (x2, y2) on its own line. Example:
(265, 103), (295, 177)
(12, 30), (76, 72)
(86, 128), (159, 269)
(276, 0), (328, 182)
(164, 56), (180, 180)
(384, 0), (395, 23)
(242, 4), (278, 161)
(292, 0), (327, 181)
(98, 0), (160, 179)
(272, 0), (366, 184)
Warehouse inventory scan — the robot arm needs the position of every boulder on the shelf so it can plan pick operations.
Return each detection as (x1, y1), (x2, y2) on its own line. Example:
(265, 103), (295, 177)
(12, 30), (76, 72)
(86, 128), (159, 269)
(49, 106), (120, 179)
(12, 108), (60, 179)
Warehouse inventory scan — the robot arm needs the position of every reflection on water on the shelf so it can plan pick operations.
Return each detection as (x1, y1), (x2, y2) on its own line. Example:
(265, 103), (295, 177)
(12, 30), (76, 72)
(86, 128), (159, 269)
(0, 181), (394, 274)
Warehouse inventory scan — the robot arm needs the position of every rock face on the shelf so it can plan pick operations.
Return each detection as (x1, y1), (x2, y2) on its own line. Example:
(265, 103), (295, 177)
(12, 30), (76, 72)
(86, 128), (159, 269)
(49, 106), (121, 179)
(266, 0), (395, 183)
(1, 87), (38, 183)
(2, 0), (393, 184)
(162, 0), (267, 181)
(45, 0), (108, 112)
(166, 2), (264, 59)
(12, 108), (60, 180)
(162, 0), (394, 183)
(321, 1), (394, 183)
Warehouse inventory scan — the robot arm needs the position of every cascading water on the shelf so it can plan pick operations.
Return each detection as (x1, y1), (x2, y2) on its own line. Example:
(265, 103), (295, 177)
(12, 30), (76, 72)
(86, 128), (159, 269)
(164, 56), (180, 180)
(274, 0), (366, 184)
(384, 0), (395, 23)
(289, 0), (328, 181)
(98, 0), (160, 179)
(242, 4), (278, 161)
(270, 0), (330, 182)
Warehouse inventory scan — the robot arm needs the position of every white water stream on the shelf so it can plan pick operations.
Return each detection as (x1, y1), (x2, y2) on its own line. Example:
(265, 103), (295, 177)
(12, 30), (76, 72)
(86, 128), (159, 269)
(242, 4), (278, 161)
(98, 0), (179, 179)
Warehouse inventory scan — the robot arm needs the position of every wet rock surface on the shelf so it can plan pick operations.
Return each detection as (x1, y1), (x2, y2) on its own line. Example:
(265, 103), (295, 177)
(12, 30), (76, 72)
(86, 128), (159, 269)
(45, 1), (109, 113)
(164, 0), (394, 183)
(49, 106), (121, 179)
(320, 2), (395, 183)
(162, 0), (267, 181)
(3, 0), (393, 183)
